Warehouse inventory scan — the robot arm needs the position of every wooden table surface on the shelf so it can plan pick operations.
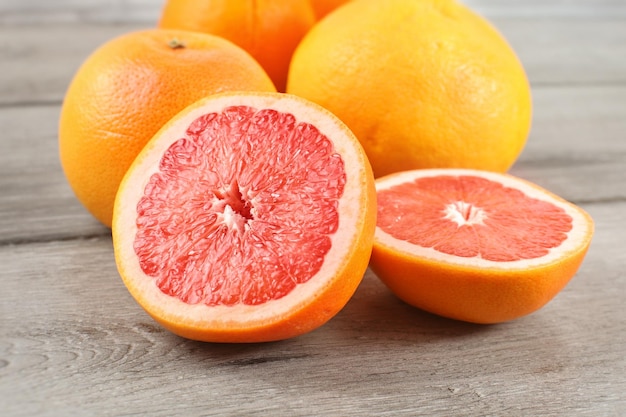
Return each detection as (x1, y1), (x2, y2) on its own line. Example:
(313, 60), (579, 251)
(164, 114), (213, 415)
(1, 1), (625, 416)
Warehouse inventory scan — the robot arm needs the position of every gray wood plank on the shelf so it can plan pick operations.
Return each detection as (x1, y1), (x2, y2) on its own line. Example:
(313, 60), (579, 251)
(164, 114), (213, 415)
(1, 84), (623, 243)
(464, 0), (626, 17)
(0, 0), (161, 24)
(0, 0), (624, 23)
(1, 16), (625, 106)
(510, 85), (626, 204)
(0, 200), (624, 416)
(502, 17), (626, 85)
(0, 24), (144, 106)
(0, 104), (109, 243)
(0, 11), (625, 416)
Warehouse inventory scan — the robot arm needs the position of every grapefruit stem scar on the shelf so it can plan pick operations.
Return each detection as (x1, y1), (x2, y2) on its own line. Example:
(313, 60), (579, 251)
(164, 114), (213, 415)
(168, 38), (186, 49)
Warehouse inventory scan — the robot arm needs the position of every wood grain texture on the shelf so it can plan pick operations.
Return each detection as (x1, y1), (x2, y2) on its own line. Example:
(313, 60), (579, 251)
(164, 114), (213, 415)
(0, 2), (625, 416)
(0, 0), (161, 24)
(511, 86), (626, 203)
(0, 0), (624, 23)
(2, 17), (626, 106)
(1, 227), (624, 416)
(0, 24), (145, 106)
(0, 105), (108, 243)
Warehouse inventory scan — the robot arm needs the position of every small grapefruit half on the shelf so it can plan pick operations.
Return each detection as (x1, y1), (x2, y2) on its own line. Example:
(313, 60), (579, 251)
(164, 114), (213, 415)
(371, 169), (594, 324)
(112, 92), (376, 342)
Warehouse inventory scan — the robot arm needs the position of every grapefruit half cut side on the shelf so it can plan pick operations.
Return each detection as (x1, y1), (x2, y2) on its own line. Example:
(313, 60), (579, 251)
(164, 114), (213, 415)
(112, 92), (376, 342)
(371, 169), (594, 324)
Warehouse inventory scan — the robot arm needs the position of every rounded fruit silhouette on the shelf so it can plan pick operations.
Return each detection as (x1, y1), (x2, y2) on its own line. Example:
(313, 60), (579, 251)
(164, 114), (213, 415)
(287, 0), (532, 177)
(112, 91), (376, 343)
(59, 29), (275, 227)
(158, 0), (316, 92)
(370, 169), (594, 324)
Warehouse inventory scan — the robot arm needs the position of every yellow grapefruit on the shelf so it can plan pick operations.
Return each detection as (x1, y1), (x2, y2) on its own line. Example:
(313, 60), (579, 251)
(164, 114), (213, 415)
(287, 0), (532, 177)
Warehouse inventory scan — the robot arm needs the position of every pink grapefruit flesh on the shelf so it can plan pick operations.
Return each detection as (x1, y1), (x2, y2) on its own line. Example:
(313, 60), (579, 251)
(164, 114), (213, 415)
(377, 174), (573, 262)
(370, 169), (594, 324)
(113, 92), (376, 342)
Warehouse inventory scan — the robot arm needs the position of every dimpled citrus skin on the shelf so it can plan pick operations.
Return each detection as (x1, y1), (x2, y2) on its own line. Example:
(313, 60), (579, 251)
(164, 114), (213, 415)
(59, 29), (276, 227)
(287, 0), (532, 177)
(158, 0), (316, 92)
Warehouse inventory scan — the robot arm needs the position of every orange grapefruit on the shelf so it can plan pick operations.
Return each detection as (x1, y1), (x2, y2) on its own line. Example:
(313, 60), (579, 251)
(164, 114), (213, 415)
(370, 169), (594, 324)
(112, 92), (376, 343)
(59, 29), (275, 228)
(287, 0), (532, 177)
(158, 0), (316, 92)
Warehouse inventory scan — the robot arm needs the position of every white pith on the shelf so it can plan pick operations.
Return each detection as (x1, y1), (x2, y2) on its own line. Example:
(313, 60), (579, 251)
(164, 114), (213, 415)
(113, 92), (370, 330)
(221, 204), (248, 234)
(444, 201), (486, 226)
(375, 169), (592, 269)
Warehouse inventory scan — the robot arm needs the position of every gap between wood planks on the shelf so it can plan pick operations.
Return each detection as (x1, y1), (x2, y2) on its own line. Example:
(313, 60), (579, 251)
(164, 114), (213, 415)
(0, 99), (63, 109)
(0, 231), (111, 248)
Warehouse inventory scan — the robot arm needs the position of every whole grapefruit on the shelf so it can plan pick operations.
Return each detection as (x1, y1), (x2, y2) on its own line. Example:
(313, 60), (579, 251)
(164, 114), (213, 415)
(59, 29), (276, 227)
(287, 0), (532, 177)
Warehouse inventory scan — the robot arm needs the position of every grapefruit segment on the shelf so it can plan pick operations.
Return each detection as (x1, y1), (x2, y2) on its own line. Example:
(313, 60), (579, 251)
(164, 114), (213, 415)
(113, 92), (376, 342)
(371, 169), (594, 324)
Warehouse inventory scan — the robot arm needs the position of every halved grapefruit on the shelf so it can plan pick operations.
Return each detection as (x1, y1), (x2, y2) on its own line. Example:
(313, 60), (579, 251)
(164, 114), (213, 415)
(112, 92), (376, 342)
(371, 169), (594, 324)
